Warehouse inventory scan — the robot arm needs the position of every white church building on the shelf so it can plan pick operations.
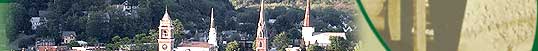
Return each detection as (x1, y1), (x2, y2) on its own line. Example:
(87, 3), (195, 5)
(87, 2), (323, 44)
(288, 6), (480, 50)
(301, 0), (346, 47)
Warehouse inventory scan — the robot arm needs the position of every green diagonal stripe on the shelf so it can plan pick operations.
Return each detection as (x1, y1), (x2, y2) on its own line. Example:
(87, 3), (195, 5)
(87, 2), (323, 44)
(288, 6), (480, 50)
(355, 0), (392, 51)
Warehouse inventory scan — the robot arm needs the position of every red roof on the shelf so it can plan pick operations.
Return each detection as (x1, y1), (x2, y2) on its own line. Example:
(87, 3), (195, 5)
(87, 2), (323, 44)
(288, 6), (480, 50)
(178, 41), (212, 48)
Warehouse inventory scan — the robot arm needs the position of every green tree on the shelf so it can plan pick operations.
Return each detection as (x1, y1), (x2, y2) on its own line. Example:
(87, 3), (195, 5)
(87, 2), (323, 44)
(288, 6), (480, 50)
(106, 36), (122, 50)
(67, 41), (80, 47)
(226, 41), (239, 51)
(328, 36), (351, 51)
(272, 32), (290, 51)
(172, 19), (185, 46)
(307, 45), (323, 51)
(132, 33), (156, 51)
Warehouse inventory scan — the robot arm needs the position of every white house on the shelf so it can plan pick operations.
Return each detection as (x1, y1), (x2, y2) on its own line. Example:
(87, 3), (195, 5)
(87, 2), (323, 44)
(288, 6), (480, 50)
(61, 31), (76, 44)
(71, 46), (105, 51)
(285, 47), (302, 51)
(30, 17), (42, 30)
(310, 32), (346, 46)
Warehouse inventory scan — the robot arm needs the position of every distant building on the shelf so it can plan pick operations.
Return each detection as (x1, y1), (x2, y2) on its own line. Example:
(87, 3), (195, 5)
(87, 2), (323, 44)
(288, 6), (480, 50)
(70, 41), (106, 51)
(110, 0), (138, 16)
(174, 41), (215, 51)
(61, 31), (76, 44)
(285, 47), (301, 51)
(301, 0), (346, 47)
(31, 11), (49, 31)
(222, 31), (254, 51)
(71, 46), (106, 51)
(36, 38), (57, 51)
(30, 17), (43, 30)
(37, 46), (57, 51)
(310, 32), (346, 46)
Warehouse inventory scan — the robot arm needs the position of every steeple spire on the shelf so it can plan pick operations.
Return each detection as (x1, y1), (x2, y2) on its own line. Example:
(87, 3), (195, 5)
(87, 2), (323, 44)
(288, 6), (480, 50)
(257, 0), (265, 38)
(255, 0), (268, 51)
(303, 0), (311, 27)
(210, 8), (215, 28)
(256, 0), (266, 38)
(301, 0), (315, 47)
(208, 8), (218, 49)
(162, 8), (171, 20)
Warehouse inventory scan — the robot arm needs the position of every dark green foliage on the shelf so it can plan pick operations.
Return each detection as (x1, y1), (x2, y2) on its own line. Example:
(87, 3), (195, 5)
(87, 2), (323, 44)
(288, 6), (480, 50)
(328, 36), (352, 51)
(272, 32), (291, 51)
(307, 45), (323, 51)
(106, 33), (156, 50)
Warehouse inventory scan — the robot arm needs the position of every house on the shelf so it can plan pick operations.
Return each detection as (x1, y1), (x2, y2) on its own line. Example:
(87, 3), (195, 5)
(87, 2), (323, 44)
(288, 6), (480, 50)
(71, 46), (106, 51)
(30, 17), (42, 30)
(285, 47), (301, 51)
(31, 11), (49, 31)
(309, 32), (346, 46)
(70, 41), (106, 51)
(61, 31), (76, 44)
(36, 38), (57, 51)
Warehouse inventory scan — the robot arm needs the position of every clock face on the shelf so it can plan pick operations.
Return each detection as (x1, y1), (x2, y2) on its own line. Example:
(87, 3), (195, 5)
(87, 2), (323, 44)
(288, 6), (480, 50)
(162, 44), (168, 50)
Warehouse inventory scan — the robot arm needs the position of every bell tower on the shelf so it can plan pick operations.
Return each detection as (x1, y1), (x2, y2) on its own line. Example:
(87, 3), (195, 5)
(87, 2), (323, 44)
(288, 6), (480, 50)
(255, 0), (268, 51)
(158, 8), (174, 51)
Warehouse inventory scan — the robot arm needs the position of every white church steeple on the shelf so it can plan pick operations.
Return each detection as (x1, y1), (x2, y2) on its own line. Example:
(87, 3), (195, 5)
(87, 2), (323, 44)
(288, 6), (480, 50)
(302, 0), (315, 46)
(208, 8), (218, 47)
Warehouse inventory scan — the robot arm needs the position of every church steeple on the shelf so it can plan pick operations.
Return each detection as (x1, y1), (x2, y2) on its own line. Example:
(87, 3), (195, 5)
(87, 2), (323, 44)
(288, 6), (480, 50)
(255, 0), (268, 51)
(208, 8), (218, 48)
(301, 0), (315, 47)
(303, 0), (311, 27)
(162, 8), (171, 21)
(158, 8), (174, 51)
(210, 8), (215, 28)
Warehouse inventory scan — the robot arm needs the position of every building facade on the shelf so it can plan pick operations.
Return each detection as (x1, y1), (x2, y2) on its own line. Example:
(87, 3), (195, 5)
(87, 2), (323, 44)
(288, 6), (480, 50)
(158, 9), (174, 51)
(301, 0), (347, 47)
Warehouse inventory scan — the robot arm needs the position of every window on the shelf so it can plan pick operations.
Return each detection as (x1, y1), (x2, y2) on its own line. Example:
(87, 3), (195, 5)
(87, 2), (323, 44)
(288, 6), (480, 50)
(162, 44), (168, 49)
(161, 29), (167, 38)
(258, 42), (262, 47)
(164, 30), (168, 36)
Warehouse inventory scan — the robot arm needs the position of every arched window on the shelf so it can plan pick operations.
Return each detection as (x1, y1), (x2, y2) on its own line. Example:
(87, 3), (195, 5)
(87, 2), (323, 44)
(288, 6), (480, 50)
(258, 42), (262, 47)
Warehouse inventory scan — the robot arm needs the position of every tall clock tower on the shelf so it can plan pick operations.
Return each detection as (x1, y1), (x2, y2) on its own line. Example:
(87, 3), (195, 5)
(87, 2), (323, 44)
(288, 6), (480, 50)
(158, 9), (174, 51)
